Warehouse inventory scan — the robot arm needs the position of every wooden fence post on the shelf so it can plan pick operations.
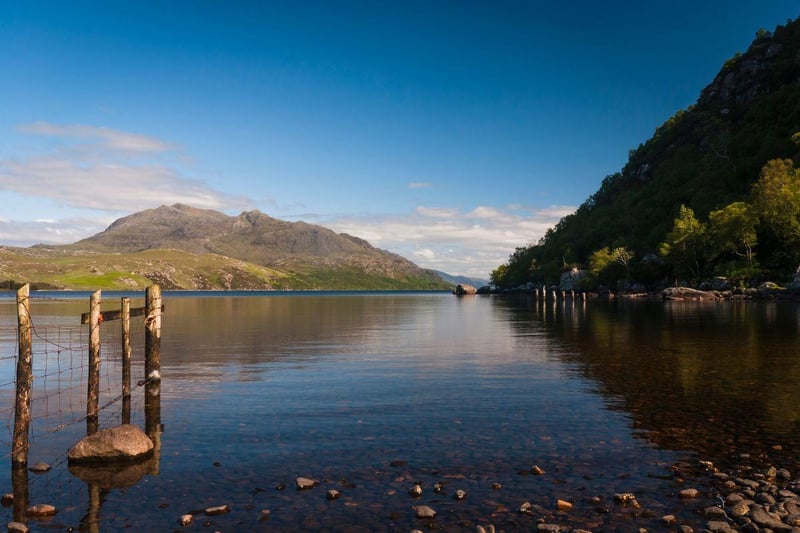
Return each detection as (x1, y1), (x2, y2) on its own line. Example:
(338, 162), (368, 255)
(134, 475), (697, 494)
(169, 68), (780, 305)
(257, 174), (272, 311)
(87, 290), (102, 435)
(145, 285), (161, 381)
(121, 297), (131, 425)
(12, 284), (32, 467)
(144, 284), (162, 475)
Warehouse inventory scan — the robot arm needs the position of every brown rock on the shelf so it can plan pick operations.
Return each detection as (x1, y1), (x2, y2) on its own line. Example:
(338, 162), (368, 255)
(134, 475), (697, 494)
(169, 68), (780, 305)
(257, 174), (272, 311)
(679, 488), (700, 499)
(414, 505), (436, 519)
(295, 477), (317, 490)
(26, 504), (57, 517)
(67, 424), (153, 463)
(204, 505), (230, 516)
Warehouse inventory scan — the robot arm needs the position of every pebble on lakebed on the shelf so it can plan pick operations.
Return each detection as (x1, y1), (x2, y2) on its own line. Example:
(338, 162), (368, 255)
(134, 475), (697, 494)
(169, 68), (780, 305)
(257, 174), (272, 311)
(26, 503), (57, 517)
(413, 505), (436, 519)
(295, 477), (318, 490)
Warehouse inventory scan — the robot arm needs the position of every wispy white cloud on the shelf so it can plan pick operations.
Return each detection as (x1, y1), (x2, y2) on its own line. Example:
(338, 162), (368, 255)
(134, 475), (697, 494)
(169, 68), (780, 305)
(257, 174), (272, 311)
(18, 122), (173, 153)
(1, 122), (252, 214)
(322, 204), (575, 279)
(408, 181), (433, 189)
(415, 206), (460, 219)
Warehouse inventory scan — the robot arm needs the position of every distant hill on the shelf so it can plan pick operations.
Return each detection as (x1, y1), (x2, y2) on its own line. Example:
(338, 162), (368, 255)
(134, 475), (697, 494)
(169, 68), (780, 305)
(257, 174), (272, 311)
(431, 270), (488, 288)
(1, 204), (450, 291)
(493, 17), (800, 289)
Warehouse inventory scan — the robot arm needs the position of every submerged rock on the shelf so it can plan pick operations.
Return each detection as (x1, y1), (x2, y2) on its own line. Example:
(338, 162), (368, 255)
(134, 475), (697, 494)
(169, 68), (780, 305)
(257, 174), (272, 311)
(29, 462), (51, 473)
(414, 505), (436, 519)
(67, 424), (153, 464)
(26, 503), (57, 517)
(295, 477), (318, 490)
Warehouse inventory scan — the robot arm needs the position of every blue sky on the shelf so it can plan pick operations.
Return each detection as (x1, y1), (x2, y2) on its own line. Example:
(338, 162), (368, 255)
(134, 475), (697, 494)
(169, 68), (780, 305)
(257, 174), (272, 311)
(1, 1), (797, 278)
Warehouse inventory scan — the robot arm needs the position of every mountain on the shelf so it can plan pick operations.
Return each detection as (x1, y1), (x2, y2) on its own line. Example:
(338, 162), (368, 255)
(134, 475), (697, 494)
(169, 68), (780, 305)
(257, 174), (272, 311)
(2, 204), (450, 291)
(493, 17), (800, 289)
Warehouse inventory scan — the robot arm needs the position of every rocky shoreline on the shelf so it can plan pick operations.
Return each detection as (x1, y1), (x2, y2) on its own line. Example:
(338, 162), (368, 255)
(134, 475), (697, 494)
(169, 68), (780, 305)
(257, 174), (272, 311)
(457, 283), (800, 302)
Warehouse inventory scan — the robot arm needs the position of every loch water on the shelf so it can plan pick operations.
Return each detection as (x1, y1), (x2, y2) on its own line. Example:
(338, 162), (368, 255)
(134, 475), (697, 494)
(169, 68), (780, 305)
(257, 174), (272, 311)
(0, 291), (798, 531)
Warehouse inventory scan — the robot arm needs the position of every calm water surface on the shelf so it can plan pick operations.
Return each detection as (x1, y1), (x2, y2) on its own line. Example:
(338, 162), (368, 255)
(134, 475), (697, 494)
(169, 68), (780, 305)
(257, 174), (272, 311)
(0, 292), (798, 531)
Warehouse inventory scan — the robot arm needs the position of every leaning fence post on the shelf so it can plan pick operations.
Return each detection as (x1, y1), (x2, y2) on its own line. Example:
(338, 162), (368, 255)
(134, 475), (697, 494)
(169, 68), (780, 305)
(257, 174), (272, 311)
(87, 290), (102, 435)
(121, 297), (131, 425)
(12, 284), (32, 467)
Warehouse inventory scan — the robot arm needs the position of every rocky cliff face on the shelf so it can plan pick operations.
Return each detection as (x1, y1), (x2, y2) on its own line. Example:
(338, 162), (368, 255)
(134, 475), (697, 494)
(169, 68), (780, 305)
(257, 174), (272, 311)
(700, 25), (800, 107)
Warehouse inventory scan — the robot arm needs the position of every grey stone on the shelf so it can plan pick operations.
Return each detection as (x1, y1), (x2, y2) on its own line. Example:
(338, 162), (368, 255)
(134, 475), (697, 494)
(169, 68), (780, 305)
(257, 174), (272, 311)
(67, 424), (153, 463)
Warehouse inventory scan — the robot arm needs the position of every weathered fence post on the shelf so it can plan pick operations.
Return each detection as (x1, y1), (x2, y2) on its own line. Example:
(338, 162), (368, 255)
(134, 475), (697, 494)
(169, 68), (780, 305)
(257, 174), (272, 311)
(121, 297), (131, 425)
(13, 284), (32, 467)
(144, 284), (162, 475)
(145, 285), (161, 381)
(87, 290), (102, 435)
(12, 284), (32, 524)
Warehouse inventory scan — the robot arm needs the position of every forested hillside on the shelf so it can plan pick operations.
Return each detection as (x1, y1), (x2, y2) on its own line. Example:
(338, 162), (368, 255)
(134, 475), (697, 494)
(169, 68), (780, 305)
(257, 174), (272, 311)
(493, 18), (800, 290)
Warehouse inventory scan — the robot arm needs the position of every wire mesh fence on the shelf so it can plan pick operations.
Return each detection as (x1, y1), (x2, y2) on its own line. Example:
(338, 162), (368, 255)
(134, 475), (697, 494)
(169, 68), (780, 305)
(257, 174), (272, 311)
(0, 286), (163, 525)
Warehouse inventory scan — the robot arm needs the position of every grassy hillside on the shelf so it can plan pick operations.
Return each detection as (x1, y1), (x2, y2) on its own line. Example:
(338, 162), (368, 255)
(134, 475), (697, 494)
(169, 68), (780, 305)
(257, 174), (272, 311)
(0, 246), (449, 291)
(493, 17), (800, 289)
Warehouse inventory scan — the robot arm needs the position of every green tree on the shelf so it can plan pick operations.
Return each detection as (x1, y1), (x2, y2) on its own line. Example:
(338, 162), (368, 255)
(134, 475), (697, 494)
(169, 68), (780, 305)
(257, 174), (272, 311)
(490, 264), (507, 286)
(752, 159), (800, 241)
(588, 246), (633, 287)
(659, 205), (708, 281)
(708, 201), (758, 264)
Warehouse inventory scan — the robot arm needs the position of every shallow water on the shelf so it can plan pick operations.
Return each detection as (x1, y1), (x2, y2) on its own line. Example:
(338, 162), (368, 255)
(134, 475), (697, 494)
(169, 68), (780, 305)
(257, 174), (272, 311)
(0, 292), (797, 531)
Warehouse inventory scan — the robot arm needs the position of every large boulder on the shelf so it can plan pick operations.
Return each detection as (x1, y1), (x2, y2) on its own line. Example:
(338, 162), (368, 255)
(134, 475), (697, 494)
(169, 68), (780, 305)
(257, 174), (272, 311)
(662, 287), (721, 301)
(559, 267), (585, 291)
(68, 424), (153, 464)
(454, 284), (477, 295)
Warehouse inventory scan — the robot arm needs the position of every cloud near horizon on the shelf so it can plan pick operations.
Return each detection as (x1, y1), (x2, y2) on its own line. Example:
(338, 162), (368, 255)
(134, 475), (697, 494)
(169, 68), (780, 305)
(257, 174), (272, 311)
(320, 203), (575, 279)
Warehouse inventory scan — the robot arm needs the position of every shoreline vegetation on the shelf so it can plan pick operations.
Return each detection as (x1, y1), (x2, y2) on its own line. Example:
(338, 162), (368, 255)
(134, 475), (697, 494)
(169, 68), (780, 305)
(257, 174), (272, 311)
(490, 18), (800, 298)
(456, 282), (800, 302)
(479, 284), (800, 302)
